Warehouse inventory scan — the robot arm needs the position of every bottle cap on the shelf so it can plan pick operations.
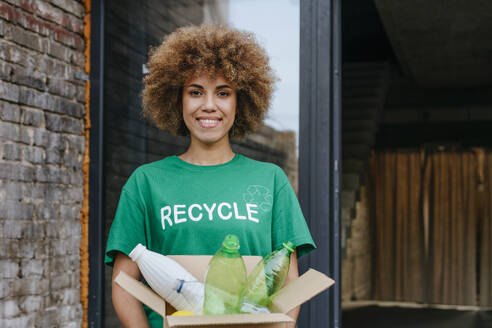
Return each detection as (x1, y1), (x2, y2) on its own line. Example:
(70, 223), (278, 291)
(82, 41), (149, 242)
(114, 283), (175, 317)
(282, 241), (295, 253)
(222, 234), (240, 252)
(129, 243), (146, 262)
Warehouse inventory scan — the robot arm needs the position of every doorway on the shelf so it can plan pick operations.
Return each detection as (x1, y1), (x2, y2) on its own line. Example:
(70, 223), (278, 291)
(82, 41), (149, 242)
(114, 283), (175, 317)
(341, 1), (492, 327)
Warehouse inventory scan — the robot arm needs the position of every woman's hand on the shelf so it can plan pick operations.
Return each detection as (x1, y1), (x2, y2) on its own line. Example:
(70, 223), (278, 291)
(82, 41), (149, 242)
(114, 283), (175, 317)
(112, 252), (150, 328)
(285, 250), (300, 328)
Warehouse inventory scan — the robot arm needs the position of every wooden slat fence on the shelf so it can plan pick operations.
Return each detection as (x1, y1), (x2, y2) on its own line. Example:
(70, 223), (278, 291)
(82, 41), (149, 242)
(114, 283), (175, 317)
(369, 148), (492, 306)
(370, 151), (425, 302)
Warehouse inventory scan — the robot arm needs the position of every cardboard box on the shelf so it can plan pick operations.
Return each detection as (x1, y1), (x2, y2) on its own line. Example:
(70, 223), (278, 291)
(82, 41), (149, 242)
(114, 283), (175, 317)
(114, 255), (334, 328)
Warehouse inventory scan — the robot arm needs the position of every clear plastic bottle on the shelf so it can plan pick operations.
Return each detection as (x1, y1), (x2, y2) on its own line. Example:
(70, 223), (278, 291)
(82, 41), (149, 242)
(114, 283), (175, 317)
(240, 241), (295, 314)
(203, 235), (247, 314)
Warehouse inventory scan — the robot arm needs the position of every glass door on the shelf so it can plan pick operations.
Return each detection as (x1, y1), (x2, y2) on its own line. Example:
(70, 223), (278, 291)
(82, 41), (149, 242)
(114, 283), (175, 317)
(100, 1), (302, 326)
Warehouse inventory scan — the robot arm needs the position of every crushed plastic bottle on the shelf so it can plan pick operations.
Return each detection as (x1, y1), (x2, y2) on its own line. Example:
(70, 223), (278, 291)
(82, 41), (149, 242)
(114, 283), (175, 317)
(129, 244), (204, 314)
(240, 241), (296, 314)
(203, 235), (247, 314)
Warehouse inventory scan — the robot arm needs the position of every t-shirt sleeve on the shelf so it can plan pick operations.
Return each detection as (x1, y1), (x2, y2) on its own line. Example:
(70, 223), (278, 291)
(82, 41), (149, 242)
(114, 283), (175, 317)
(104, 177), (147, 267)
(272, 167), (316, 258)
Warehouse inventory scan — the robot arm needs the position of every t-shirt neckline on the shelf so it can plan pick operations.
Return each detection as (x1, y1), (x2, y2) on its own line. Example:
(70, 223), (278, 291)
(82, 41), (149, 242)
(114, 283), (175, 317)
(170, 153), (242, 171)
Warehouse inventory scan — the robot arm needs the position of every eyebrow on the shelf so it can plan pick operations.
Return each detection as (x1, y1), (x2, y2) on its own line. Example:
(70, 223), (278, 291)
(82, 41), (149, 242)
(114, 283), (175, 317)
(187, 83), (232, 90)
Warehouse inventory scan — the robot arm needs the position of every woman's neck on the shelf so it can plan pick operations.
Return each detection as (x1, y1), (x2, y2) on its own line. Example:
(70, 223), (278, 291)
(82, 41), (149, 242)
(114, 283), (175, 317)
(179, 139), (235, 166)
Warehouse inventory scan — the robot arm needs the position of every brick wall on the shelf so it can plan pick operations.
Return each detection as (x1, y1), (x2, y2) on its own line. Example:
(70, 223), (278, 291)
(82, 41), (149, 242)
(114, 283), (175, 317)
(341, 62), (389, 303)
(241, 125), (298, 192)
(0, 0), (86, 327)
(342, 183), (372, 302)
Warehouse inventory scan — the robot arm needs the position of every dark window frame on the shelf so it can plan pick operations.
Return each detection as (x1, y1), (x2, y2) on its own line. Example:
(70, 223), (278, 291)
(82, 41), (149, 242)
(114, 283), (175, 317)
(88, 0), (105, 327)
(298, 0), (342, 327)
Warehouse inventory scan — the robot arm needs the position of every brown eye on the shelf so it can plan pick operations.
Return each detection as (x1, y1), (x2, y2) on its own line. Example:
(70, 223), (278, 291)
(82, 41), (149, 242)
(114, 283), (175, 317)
(189, 90), (202, 96)
(218, 91), (230, 97)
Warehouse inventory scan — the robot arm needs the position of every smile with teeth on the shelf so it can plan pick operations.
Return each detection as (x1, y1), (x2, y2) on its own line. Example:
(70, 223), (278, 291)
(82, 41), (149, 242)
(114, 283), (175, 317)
(197, 118), (222, 128)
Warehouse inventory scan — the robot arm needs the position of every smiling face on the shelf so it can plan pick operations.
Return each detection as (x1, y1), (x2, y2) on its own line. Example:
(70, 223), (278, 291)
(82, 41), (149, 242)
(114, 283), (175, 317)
(182, 74), (237, 148)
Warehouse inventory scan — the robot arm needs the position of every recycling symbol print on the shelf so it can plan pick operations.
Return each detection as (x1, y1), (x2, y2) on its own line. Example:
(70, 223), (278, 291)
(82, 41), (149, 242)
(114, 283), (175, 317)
(243, 185), (273, 213)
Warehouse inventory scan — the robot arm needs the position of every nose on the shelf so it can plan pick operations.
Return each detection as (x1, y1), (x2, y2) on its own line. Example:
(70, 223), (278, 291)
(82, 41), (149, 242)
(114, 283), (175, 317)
(202, 93), (217, 111)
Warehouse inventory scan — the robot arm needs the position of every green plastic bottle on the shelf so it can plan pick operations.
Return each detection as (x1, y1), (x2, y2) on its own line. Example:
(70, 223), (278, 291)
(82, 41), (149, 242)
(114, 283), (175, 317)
(203, 235), (247, 314)
(240, 241), (296, 314)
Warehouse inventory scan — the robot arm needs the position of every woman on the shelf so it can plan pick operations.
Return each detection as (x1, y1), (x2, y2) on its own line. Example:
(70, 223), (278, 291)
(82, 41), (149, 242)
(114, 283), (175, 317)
(105, 24), (315, 328)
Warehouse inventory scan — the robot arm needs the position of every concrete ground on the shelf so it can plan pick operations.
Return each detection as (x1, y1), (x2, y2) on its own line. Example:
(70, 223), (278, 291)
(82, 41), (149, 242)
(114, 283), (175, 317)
(343, 305), (492, 328)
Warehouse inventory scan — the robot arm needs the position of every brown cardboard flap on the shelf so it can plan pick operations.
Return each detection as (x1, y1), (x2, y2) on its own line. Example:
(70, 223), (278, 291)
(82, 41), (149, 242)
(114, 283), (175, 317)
(166, 313), (293, 327)
(168, 255), (262, 280)
(114, 271), (167, 318)
(270, 268), (335, 313)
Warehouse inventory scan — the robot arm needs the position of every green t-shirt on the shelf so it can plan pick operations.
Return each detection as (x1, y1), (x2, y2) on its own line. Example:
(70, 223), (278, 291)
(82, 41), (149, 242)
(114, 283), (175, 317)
(105, 154), (316, 327)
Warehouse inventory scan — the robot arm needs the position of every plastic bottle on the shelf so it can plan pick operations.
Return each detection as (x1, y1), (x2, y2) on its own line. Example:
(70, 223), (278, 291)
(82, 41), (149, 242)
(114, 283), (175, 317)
(240, 241), (296, 314)
(128, 244), (204, 314)
(203, 235), (247, 314)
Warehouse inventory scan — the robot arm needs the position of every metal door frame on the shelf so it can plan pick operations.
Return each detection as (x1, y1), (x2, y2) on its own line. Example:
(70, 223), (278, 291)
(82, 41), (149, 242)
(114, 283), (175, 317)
(298, 0), (342, 327)
(88, 0), (105, 327)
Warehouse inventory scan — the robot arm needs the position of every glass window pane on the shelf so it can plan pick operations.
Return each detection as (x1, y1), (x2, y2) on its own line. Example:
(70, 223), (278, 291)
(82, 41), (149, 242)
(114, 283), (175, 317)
(103, 1), (300, 326)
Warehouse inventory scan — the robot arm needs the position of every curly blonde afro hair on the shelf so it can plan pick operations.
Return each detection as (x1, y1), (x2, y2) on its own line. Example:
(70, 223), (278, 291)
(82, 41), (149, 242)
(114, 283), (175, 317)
(142, 24), (276, 138)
